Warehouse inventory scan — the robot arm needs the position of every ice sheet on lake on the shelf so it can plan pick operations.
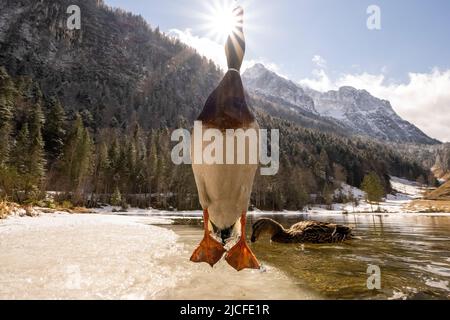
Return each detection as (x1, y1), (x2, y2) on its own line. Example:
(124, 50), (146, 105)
(0, 214), (316, 300)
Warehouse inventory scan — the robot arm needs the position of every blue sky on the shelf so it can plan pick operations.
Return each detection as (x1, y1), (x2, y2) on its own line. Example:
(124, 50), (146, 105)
(105, 0), (450, 81)
(105, 0), (450, 141)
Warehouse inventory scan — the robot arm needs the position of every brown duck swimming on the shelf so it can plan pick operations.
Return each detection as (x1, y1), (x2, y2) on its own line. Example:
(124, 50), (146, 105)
(251, 219), (354, 244)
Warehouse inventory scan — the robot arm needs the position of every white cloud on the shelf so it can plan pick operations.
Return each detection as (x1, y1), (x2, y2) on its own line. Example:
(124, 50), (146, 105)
(299, 60), (450, 142)
(168, 28), (228, 70)
(168, 28), (283, 76)
(299, 69), (335, 92)
(312, 55), (327, 69)
(242, 59), (286, 77)
(337, 72), (386, 91)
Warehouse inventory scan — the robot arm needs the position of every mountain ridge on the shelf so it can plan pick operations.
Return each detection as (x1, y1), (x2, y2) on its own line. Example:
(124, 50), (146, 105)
(243, 63), (440, 145)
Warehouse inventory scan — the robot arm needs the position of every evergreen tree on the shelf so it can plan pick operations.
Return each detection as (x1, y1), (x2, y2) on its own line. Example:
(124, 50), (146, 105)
(361, 172), (385, 212)
(111, 186), (122, 206)
(13, 123), (30, 176)
(44, 97), (66, 162)
(11, 123), (31, 202)
(59, 114), (92, 195)
(322, 183), (334, 210)
(78, 128), (93, 189)
(0, 67), (15, 167)
(28, 103), (46, 188)
(92, 143), (110, 195)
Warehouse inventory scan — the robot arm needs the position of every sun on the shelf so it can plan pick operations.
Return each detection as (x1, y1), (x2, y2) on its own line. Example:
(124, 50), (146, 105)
(203, 1), (242, 43)
(213, 8), (237, 38)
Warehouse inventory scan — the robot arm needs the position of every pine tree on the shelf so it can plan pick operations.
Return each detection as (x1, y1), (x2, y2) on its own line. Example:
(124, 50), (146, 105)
(0, 67), (15, 167)
(11, 123), (32, 202)
(315, 149), (330, 181)
(44, 97), (66, 162)
(111, 186), (122, 206)
(77, 128), (93, 190)
(60, 114), (92, 194)
(0, 98), (13, 167)
(132, 123), (146, 195)
(93, 143), (110, 196)
(13, 123), (31, 176)
(322, 183), (334, 210)
(28, 103), (46, 188)
(361, 172), (385, 212)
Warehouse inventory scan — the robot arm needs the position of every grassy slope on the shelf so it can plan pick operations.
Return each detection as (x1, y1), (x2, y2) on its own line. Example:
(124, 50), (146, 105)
(426, 180), (450, 201)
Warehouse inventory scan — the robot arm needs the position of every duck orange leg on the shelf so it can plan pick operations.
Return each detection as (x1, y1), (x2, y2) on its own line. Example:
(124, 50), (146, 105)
(190, 209), (226, 267)
(225, 213), (261, 271)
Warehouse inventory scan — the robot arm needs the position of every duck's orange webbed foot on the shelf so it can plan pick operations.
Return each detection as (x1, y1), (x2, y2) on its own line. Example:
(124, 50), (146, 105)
(190, 209), (226, 267)
(225, 213), (261, 271)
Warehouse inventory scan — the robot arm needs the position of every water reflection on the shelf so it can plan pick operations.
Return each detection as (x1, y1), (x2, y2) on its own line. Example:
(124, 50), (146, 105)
(172, 212), (450, 300)
(247, 213), (450, 300)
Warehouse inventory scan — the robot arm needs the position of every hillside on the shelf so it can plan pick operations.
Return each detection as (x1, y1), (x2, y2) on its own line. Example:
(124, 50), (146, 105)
(433, 143), (450, 180)
(0, 0), (221, 129)
(426, 180), (450, 201)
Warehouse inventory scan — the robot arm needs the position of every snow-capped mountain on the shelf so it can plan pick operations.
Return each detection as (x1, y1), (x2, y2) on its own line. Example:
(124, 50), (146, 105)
(243, 64), (439, 144)
(304, 86), (438, 144)
(243, 63), (317, 115)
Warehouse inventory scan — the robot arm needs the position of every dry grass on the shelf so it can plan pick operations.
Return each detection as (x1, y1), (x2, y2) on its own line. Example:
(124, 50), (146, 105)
(39, 206), (94, 214)
(70, 207), (95, 214)
(0, 201), (10, 219)
(425, 180), (450, 201)
(1, 201), (95, 219)
(0, 201), (21, 219)
(407, 200), (450, 213)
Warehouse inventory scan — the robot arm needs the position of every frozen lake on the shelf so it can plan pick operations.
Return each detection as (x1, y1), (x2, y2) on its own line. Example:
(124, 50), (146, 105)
(0, 213), (316, 300)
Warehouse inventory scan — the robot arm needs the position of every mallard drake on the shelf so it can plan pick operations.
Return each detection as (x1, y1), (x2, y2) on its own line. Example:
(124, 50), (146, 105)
(251, 219), (354, 244)
(190, 6), (260, 271)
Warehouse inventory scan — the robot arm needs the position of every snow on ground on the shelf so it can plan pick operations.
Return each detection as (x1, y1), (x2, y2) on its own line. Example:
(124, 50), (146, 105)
(95, 206), (204, 220)
(334, 183), (366, 200)
(390, 176), (425, 200)
(0, 213), (316, 300)
(312, 177), (441, 215)
(335, 176), (428, 213)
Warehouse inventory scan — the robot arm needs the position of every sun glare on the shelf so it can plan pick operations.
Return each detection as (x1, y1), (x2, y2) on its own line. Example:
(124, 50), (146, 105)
(204, 1), (242, 43)
(214, 8), (237, 38)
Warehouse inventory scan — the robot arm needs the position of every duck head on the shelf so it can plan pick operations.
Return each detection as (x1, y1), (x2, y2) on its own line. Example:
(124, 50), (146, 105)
(251, 219), (285, 243)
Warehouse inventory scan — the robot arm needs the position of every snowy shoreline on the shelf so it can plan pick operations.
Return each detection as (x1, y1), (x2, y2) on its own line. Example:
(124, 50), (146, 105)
(0, 212), (318, 300)
(85, 176), (450, 219)
(1, 176), (449, 299)
(90, 205), (450, 220)
(1, 205), (449, 300)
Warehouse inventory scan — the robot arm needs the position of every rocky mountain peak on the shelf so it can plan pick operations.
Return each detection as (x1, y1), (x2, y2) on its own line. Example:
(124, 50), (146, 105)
(243, 63), (439, 144)
(243, 64), (317, 115)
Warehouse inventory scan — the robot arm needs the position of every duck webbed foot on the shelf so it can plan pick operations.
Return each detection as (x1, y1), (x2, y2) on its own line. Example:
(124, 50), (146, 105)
(190, 209), (226, 267)
(225, 213), (261, 271)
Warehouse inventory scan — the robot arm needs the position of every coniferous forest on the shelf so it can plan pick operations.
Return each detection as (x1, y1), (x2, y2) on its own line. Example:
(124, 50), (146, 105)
(0, 65), (433, 211)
